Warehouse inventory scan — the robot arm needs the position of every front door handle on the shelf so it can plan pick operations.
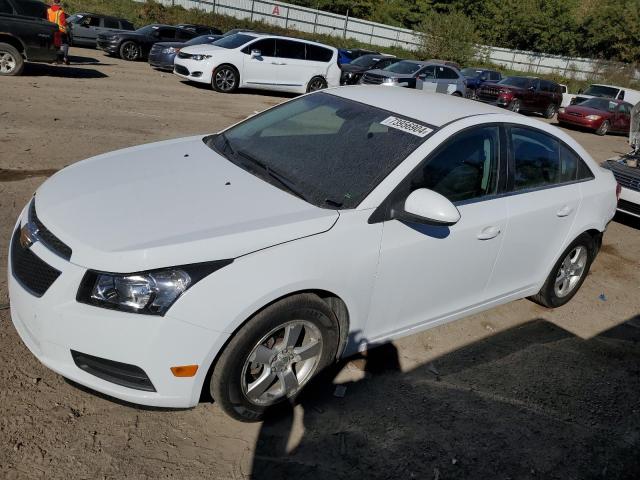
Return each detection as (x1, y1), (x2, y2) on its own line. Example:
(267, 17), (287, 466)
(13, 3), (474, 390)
(556, 205), (573, 217)
(271, 62), (287, 65)
(477, 226), (501, 240)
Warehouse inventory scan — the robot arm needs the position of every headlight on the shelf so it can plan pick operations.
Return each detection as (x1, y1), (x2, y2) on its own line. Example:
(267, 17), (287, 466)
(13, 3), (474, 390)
(162, 47), (179, 54)
(77, 260), (232, 315)
(191, 54), (212, 61)
(586, 115), (602, 120)
(383, 77), (398, 84)
(558, 107), (565, 113)
(346, 72), (354, 78)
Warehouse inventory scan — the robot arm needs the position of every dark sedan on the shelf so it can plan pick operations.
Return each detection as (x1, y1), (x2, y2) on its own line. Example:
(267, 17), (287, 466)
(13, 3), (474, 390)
(558, 98), (632, 136)
(148, 34), (222, 71)
(340, 54), (400, 85)
(461, 67), (502, 91)
(359, 60), (431, 89)
(97, 24), (206, 61)
(338, 48), (379, 65)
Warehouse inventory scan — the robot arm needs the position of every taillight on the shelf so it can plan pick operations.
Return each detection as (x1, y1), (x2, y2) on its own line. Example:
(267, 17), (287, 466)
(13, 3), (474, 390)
(616, 183), (622, 200)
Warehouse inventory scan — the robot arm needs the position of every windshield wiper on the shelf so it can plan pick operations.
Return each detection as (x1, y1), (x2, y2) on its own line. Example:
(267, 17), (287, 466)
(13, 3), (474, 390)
(234, 149), (310, 203)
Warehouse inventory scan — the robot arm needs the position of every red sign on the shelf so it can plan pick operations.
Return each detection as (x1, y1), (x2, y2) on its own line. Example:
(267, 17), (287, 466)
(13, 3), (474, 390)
(272, 5), (280, 15)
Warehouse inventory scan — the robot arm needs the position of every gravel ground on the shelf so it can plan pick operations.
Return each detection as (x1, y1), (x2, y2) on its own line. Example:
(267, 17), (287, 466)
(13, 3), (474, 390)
(0, 49), (639, 480)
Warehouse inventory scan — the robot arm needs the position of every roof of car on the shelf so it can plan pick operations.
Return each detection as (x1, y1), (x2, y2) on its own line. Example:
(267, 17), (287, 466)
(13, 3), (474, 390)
(327, 86), (516, 127)
(73, 12), (129, 20)
(247, 33), (337, 50)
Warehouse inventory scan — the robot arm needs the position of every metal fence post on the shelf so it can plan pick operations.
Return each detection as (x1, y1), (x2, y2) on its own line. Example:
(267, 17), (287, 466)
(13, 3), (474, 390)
(250, 0), (254, 21)
(212, 0), (216, 15)
(343, 9), (349, 39)
(285, 7), (289, 30)
(313, 8), (318, 34)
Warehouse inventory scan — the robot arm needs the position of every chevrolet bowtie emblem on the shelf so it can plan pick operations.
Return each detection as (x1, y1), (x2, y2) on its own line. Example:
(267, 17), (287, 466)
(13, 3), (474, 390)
(19, 222), (39, 249)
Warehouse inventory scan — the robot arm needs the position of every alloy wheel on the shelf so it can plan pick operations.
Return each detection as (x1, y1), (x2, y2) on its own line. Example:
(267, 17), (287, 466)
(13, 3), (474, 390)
(123, 43), (139, 61)
(241, 320), (323, 406)
(215, 68), (236, 91)
(308, 77), (327, 92)
(509, 100), (521, 113)
(0, 51), (17, 74)
(554, 245), (588, 298)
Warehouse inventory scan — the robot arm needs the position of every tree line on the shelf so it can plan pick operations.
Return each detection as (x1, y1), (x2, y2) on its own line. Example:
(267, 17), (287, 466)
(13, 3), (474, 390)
(287, 0), (640, 63)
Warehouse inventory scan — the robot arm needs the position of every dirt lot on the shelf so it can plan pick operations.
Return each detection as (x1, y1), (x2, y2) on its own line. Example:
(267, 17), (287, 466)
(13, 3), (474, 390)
(1, 49), (639, 480)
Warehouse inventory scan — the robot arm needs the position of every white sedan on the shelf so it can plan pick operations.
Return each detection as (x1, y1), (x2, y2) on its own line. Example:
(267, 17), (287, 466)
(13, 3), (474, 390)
(9, 87), (617, 421)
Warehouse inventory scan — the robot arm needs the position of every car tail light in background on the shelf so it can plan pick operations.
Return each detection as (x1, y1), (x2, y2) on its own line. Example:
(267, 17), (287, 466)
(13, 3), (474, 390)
(616, 183), (622, 200)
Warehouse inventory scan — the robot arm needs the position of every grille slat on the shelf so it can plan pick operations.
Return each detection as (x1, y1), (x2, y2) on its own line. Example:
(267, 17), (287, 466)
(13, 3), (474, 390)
(361, 73), (383, 85)
(618, 199), (640, 216)
(29, 201), (72, 260)
(603, 160), (640, 191)
(10, 228), (61, 297)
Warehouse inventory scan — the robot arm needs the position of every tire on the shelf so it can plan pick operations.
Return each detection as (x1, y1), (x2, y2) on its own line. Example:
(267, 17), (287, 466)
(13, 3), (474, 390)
(307, 76), (327, 92)
(508, 99), (521, 113)
(596, 120), (610, 136)
(452, 91), (463, 97)
(119, 41), (141, 61)
(210, 293), (339, 422)
(211, 64), (239, 93)
(544, 103), (558, 119)
(0, 42), (24, 76)
(530, 233), (595, 308)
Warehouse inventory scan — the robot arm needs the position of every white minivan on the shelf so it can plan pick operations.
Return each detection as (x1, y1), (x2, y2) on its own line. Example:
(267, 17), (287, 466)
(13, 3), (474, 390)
(173, 33), (341, 94)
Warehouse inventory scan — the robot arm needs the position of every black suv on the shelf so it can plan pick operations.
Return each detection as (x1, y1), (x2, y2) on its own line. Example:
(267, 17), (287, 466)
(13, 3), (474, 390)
(0, 0), (59, 76)
(67, 12), (134, 48)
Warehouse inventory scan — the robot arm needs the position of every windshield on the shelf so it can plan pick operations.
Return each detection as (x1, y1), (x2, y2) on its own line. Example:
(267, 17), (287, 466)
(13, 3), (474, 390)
(350, 55), (381, 68)
(136, 25), (161, 35)
(578, 98), (617, 112)
(185, 34), (222, 46)
(383, 61), (422, 75)
(205, 93), (431, 209)
(498, 77), (531, 88)
(211, 33), (255, 49)
(583, 85), (619, 98)
(461, 68), (483, 78)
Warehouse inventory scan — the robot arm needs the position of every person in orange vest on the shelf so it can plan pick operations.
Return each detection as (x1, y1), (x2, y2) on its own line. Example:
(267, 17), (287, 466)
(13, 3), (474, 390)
(47, 0), (69, 65)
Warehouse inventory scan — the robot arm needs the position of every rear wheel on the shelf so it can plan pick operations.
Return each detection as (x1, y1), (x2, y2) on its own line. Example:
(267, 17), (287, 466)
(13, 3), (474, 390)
(0, 43), (24, 76)
(544, 103), (558, 119)
(210, 294), (339, 422)
(530, 233), (595, 308)
(596, 120), (610, 136)
(508, 99), (521, 113)
(119, 41), (141, 61)
(307, 76), (327, 92)
(212, 65), (239, 93)
(452, 91), (463, 97)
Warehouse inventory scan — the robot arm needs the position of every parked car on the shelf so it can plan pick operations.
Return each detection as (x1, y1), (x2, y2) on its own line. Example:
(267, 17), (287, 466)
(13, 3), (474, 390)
(8, 87), (616, 421)
(337, 48), (379, 65)
(174, 33), (340, 94)
(149, 34), (222, 71)
(359, 60), (431, 88)
(97, 24), (201, 61)
(0, 0), (59, 76)
(426, 59), (461, 70)
(66, 12), (134, 47)
(601, 102), (640, 218)
(571, 84), (640, 107)
(476, 76), (562, 118)
(558, 98), (632, 136)
(339, 53), (399, 85)
(415, 63), (469, 97)
(461, 68), (502, 93)
(176, 24), (222, 36)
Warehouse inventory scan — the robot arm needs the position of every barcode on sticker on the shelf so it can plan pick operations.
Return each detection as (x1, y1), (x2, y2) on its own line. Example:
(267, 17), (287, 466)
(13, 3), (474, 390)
(380, 116), (433, 137)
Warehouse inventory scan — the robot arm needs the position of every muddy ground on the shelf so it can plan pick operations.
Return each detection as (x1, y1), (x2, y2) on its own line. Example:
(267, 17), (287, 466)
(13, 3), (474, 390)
(0, 49), (639, 480)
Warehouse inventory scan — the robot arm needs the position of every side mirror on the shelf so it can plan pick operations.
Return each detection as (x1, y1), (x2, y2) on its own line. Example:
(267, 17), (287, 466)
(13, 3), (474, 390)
(250, 49), (261, 58)
(393, 189), (460, 226)
(528, 86), (535, 92)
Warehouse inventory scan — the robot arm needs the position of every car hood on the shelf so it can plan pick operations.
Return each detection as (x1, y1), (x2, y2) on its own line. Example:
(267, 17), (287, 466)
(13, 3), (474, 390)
(34, 136), (339, 272)
(180, 44), (225, 55)
(153, 41), (186, 49)
(340, 63), (369, 73)
(563, 105), (611, 117)
(480, 82), (521, 92)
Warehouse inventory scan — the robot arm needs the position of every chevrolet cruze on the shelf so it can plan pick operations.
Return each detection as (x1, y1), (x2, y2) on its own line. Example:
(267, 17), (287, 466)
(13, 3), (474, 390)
(9, 87), (617, 421)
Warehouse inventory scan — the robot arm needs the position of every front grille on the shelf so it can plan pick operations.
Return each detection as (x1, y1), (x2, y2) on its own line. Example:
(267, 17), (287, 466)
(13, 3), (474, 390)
(618, 199), (640, 216)
(150, 44), (162, 55)
(361, 73), (384, 85)
(71, 350), (156, 392)
(177, 51), (192, 59)
(174, 64), (189, 76)
(603, 159), (640, 191)
(29, 201), (72, 260)
(477, 86), (500, 101)
(10, 228), (61, 297)
(568, 111), (583, 117)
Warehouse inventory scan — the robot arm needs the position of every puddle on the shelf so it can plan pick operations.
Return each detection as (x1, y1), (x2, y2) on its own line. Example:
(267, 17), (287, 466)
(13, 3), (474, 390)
(0, 168), (59, 182)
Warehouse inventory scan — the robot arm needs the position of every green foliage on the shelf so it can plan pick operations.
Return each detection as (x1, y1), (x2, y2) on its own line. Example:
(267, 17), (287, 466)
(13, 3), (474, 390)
(416, 10), (477, 66)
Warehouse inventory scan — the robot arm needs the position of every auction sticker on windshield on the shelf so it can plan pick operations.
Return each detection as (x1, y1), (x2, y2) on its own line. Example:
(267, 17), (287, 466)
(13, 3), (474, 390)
(380, 116), (433, 137)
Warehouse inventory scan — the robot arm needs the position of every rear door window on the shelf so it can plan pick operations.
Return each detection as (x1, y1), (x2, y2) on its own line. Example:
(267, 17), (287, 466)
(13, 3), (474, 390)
(156, 28), (177, 40)
(437, 67), (458, 80)
(276, 40), (306, 60)
(103, 18), (119, 29)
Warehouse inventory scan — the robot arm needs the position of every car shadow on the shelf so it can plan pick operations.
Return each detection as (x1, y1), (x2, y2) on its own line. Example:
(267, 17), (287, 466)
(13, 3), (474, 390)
(66, 54), (111, 66)
(178, 80), (298, 98)
(22, 63), (108, 78)
(249, 317), (640, 479)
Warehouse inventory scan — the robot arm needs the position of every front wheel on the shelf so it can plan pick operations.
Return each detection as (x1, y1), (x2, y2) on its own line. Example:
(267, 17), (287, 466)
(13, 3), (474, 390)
(307, 76), (327, 92)
(451, 91), (463, 97)
(596, 120), (610, 136)
(210, 294), (339, 422)
(530, 233), (595, 308)
(508, 99), (521, 113)
(212, 65), (239, 93)
(119, 41), (141, 61)
(0, 43), (24, 76)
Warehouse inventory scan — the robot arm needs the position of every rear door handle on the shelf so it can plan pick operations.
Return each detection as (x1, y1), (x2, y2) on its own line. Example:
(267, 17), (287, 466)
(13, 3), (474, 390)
(556, 205), (573, 217)
(477, 226), (501, 240)
(271, 62), (287, 65)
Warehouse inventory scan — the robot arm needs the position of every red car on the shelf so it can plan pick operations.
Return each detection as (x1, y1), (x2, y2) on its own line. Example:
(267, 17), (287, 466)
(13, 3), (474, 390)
(557, 98), (632, 136)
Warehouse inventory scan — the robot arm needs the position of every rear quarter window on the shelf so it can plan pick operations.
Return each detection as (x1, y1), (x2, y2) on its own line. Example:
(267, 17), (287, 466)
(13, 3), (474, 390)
(306, 44), (333, 62)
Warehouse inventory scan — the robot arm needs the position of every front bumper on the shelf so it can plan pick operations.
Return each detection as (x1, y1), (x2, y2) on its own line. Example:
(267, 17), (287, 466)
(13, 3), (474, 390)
(557, 113), (600, 130)
(618, 186), (640, 217)
(476, 96), (510, 107)
(96, 39), (119, 54)
(8, 209), (229, 408)
(148, 52), (176, 71)
(173, 58), (211, 83)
